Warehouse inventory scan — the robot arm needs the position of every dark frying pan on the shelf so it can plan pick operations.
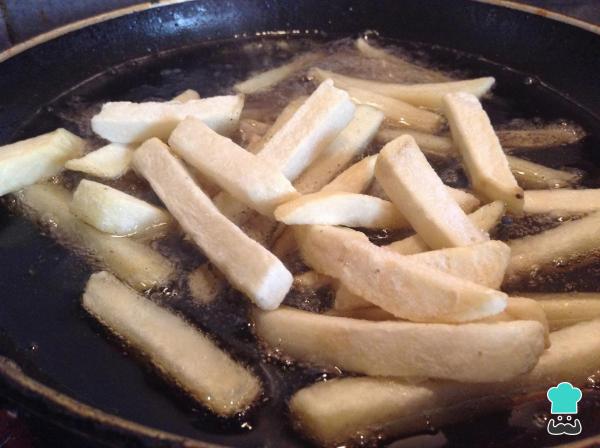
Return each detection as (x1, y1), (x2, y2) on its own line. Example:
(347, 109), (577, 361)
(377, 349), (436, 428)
(2, 1), (600, 446)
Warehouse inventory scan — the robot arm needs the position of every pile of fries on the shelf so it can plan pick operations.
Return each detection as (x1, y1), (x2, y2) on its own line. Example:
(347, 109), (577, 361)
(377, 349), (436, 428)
(2, 37), (600, 446)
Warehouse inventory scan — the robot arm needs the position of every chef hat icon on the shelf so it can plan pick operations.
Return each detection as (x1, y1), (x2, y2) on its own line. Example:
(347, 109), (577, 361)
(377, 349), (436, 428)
(547, 382), (582, 414)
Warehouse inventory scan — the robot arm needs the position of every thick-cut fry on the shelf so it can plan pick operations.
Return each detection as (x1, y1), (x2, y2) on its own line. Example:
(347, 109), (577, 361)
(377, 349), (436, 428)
(71, 179), (171, 237)
(297, 225), (507, 322)
(523, 189), (600, 215)
(521, 292), (600, 330)
(169, 117), (299, 216)
(83, 272), (260, 415)
(18, 184), (174, 290)
(293, 106), (383, 193)
(387, 201), (505, 255)
(507, 156), (580, 189)
(65, 143), (133, 179)
(497, 124), (586, 149)
(187, 263), (226, 305)
(289, 319), (600, 446)
(444, 92), (524, 212)
(320, 155), (377, 194)
(376, 128), (455, 158)
(507, 211), (600, 275)
(170, 89), (200, 102)
(132, 138), (292, 310)
(275, 192), (408, 229)
(234, 52), (323, 94)
(345, 87), (443, 133)
(311, 68), (494, 110)
(376, 135), (487, 249)
(91, 95), (244, 143)
(257, 80), (355, 180)
(254, 307), (544, 382)
(0, 129), (84, 196)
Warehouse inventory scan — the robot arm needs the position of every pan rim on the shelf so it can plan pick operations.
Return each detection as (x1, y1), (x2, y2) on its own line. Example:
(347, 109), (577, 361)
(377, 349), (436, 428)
(0, 0), (599, 446)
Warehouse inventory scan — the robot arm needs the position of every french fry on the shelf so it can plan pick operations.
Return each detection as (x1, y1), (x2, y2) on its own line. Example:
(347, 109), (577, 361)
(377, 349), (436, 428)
(257, 80), (355, 180)
(170, 89), (200, 102)
(344, 87), (443, 133)
(507, 211), (600, 276)
(91, 95), (244, 143)
(70, 179), (171, 237)
(310, 68), (494, 110)
(521, 292), (600, 331)
(18, 184), (174, 290)
(169, 117), (299, 216)
(376, 135), (487, 249)
(320, 155), (377, 194)
(507, 156), (580, 189)
(293, 271), (333, 291)
(253, 306), (544, 382)
(132, 138), (292, 310)
(187, 263), (226, 305)
(293, 106), (384, 194)
(234, 52), (324, 94)
(65, 143), (133, 179)
(523, 189), (600, 215)
(83, 272), (261, 416)
(386, 201), (505, 255)
(289, 319), (600, 446)
(444, 92), (524, 212)
(296, 225), (507, 322)
(376, 128), (455, 158)
(497, 124), (586, 150)
(274, 192), (408, 229)
(0, 129), (84, 196)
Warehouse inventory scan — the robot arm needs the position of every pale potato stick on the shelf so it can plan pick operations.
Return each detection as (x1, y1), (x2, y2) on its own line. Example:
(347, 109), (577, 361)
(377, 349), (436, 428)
(345, 87), (443, 133)
(253, 306), (544, 382)
(520, 292), (600, 331)
(169, 117), (299, 216)
(334, 286), (371, 311)
(507, 211), (600, 276)
(18, 184), (174, 290)
(523, 189), (600, 215)
(376, 128), (455, 158)
(187, 263), (226, 305)
(444, 92), (524, 212)
(289, 319), (600, 445)
(132, 138), (292, 310)
(91, 95), (244, 143)
(170, 89), (200, 102)
(507, 156), (580, 189)
(0, 129), (84, 196)
(296, 225), (507, 322)
(293, 106), (384, 194)
(234, 52), (324, 94)
(293, 271), (333, 290)
(83, 272), (260, 415)
(376, 135), (487, 249)
(257, 80), (355, 180)
(239, 118), (270, 148)
(275, 192), (408, 229)
(320, 155), (377, 194)
(212, 191), (254, 226)
(386, 201), (505, 255)
(310, 68), (494, 110)
(71, 179), (171, 237)
(497, 124), (586, 150)
(65, 143), (134, 179)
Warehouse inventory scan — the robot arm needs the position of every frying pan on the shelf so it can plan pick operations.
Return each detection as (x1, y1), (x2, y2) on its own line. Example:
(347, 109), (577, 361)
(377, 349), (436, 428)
(1, 0), (600, 446)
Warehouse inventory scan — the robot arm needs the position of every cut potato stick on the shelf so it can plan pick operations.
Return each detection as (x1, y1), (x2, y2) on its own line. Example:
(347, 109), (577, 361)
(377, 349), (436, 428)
(293, 271), (333, 291)
(187, 263), (226, 305)
(169, 117), (299, 216)
(91, 95), (244, 143)
(507, 156), (580, 189)
(71, 179), (171, 237)
(523, 189), (600, 215)
(345, 87), (443, 133)
(376, 128), (455, 158)
(65, 143), (133, 179)
(132, 138), (292, 309)
(275, 192), (408, 229)
(293, 106), (384, 194)
(520, 292), (600, 330)
(320, 155), (377, 194)
(253, 306), (544, 382)
(234, 52), (323, 94)
(376, 135), (487, 249)
(258, 80), (355, 180)
(289, 319), (600, 446)
(310, 68), (494, 110)
(170, 89), (200, 102)
(508, 211), (600, 275)
(83, 272), (260, 415)
(0, 129), (84, 196)
(444, 92), (524, 212)
(18, 184), (174, 290)
(296, 225), (507, 322)
(497, 124), (586, 149)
